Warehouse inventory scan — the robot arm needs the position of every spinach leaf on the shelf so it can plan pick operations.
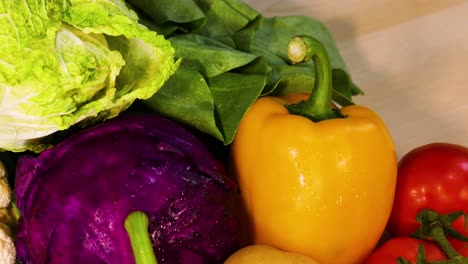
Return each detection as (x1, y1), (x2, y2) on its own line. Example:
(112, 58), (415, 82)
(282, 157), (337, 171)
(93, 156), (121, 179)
(209, 72), (265, 143)
(141, 63), (224, 141)
(128, 0), (205, 31)
(127, 0), (363, 144)
(209, 56), (269, 143)
(194, 0), (260, 38)
(169, 34), (258, 77)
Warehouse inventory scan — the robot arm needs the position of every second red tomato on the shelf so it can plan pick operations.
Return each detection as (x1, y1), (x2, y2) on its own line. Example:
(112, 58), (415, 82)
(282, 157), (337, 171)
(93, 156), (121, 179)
(364, 237), (468, 264)
(387, 143), (468, 237)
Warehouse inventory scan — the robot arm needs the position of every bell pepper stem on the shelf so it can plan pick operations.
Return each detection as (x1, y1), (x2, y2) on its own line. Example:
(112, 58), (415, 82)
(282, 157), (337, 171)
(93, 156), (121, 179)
(125, 211), (158, 264)
(286, 35), (344, 122)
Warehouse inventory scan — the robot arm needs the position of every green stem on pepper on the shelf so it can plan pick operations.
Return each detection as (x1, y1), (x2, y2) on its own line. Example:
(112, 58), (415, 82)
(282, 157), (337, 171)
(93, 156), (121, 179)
(125, 211), (158, 264)
(285, 35), (346, 122)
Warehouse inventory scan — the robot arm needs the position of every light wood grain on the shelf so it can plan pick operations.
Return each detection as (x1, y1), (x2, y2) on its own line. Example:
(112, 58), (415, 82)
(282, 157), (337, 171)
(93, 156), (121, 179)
(245, 0), (468, 158)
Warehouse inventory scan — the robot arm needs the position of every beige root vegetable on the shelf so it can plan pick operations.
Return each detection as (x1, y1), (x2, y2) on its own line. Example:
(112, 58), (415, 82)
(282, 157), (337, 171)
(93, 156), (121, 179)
(0, 161), (16, 264)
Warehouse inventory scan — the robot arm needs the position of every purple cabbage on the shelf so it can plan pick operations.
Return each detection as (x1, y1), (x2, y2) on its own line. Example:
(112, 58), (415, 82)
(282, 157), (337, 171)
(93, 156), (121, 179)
(14, 114), (241, 264)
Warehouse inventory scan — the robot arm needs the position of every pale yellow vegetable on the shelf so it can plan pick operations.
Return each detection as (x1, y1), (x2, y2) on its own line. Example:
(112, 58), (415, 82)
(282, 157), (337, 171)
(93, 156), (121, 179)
(0, 161), (16, 264)
(224, 245), (319, 264)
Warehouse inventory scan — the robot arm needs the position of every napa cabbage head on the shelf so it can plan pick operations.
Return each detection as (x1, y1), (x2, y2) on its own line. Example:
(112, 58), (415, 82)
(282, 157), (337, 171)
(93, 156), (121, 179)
(0, 0), (179, 152)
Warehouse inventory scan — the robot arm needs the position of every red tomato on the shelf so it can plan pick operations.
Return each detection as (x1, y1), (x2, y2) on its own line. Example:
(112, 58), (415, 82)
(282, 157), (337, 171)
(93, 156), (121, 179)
(364, 237), (446, 263)
(387, 143), (468, 237)
(364, 237), (468, 264)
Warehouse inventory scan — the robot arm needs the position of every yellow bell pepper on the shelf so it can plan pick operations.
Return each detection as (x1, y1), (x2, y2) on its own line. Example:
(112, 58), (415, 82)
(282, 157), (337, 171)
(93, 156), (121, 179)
(230, 36), (397, 264)
(224, 244), (319, 264)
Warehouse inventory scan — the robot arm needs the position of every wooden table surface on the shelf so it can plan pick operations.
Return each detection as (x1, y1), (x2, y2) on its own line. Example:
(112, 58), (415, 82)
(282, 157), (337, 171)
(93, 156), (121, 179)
(245, 0), (468, 158)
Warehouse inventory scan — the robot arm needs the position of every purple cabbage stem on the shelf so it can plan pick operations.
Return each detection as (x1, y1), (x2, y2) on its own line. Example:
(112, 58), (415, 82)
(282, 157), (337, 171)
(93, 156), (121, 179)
(125, 211), (158, 264)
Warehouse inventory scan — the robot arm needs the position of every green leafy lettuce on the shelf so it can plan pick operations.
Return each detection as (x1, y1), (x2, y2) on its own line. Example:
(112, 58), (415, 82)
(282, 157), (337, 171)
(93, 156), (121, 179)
(0, 0), (178, 152)
(127, 0), (364, 145)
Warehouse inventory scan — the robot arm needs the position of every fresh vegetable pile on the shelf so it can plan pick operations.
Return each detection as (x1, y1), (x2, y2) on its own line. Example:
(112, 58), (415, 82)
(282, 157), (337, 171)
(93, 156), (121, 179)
(0, 0), (466, 264)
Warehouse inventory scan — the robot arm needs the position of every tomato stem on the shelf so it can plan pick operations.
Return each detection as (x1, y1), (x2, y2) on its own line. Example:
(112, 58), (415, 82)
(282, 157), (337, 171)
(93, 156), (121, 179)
(285, 35), (345, 122)
(431, 224), (463, 259)
(410, 209), (468, 264)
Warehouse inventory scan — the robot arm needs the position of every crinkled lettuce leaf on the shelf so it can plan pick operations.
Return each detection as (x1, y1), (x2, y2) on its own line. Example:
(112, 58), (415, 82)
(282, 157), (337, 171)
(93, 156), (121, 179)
(0, 0), (178, 152)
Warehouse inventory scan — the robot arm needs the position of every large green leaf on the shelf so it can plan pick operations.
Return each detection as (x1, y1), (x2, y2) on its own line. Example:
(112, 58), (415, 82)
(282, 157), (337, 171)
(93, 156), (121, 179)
(142, 63), (223, 141)
(128, 0), (363, 144)
(169, 34), (258, 77)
